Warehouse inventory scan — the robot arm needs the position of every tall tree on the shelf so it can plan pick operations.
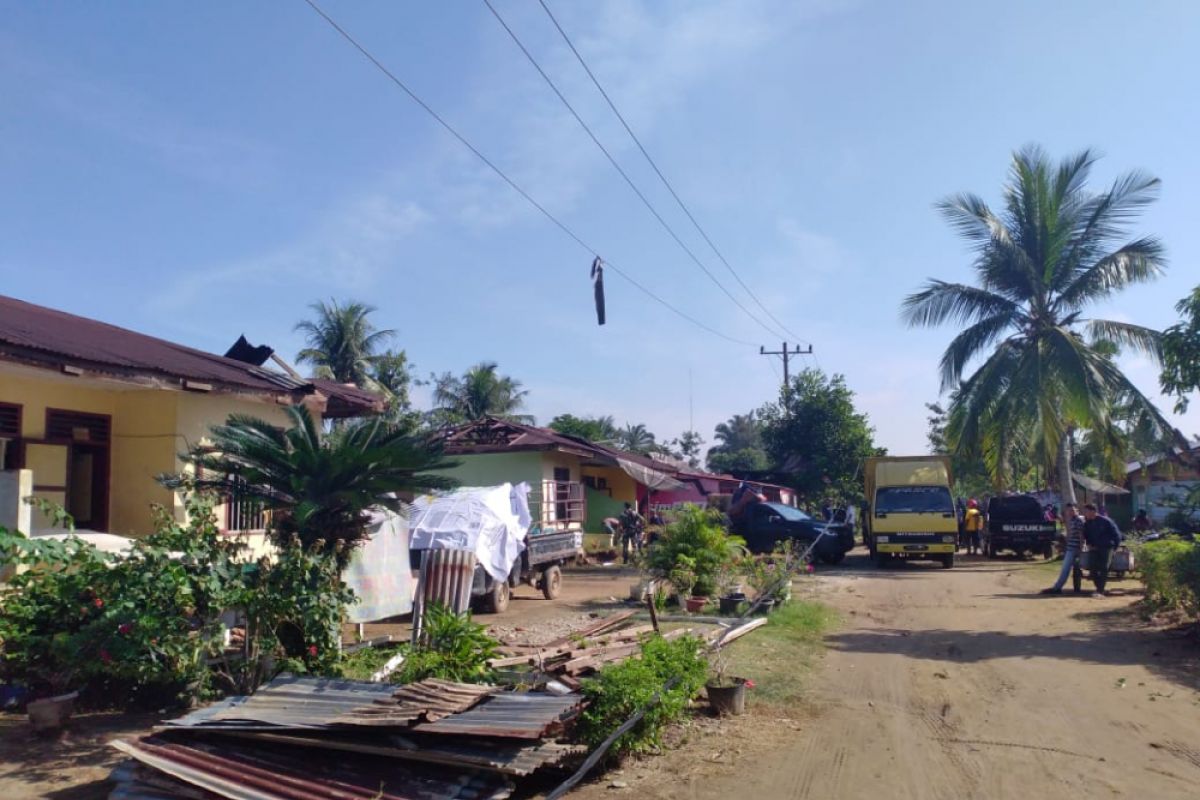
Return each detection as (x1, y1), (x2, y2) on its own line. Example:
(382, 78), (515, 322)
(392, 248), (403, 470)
(1161, 284), (1200, 413)
(671, 430), (705, 469)
(295, 300), (395, 388)
(926, 400), (994, 497)
(432, 362), (532, 425)
(548, 414), (618, 443)
(903, 147), (1174, 502)
(614, 423), (660, 455)
(706, 412), (768, 474)
(760, 369), (881, 497)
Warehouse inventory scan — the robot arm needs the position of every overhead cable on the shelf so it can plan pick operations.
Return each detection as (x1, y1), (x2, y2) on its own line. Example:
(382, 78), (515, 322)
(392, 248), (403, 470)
(536, 0), (810, 347)
(482, 0), (788, 341)
(301, 0), (756, 347)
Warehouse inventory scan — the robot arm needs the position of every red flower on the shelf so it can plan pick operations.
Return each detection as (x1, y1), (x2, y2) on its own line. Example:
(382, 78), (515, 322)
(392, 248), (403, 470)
(99, 648), (113, 664)
(93, 597), (104, 608)
(744, 679), (756, 689)
(118, 623), (133, 635)
(805, 563), (815, 573)
(307, 645), (319, 658)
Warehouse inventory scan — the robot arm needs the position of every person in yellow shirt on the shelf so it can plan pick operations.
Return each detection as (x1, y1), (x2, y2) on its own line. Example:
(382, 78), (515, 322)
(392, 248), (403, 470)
(963, 499), (984, 555)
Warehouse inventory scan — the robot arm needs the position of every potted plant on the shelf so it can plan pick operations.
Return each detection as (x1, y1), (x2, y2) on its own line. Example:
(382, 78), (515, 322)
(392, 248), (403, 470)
(705, 645), (749, 715)
(716, 562), (747, 616)
(24, 633), (83, 734)
(669, 557), (706, 613)
(743, 555), (794, 614)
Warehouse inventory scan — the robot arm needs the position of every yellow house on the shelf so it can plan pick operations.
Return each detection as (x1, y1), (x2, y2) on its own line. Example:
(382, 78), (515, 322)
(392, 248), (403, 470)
(0, 295), (381, 538)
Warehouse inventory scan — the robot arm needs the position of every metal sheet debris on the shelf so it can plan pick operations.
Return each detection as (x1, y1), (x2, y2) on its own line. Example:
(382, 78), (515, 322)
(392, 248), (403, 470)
(112, 737), (513, 800)
(416, 692), (584, 740)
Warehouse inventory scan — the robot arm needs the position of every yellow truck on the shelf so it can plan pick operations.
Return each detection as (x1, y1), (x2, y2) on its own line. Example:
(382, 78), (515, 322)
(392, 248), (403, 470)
(863, 456), (958, 568)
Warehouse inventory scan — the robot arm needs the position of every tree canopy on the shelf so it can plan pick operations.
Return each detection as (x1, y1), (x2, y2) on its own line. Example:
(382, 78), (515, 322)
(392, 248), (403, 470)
(431, 362), (532, 426)
(548, 414), (618, 444)
(903, 147), (1174, 500)
(706, 412), (769, 474)
(759, 369), (882, 497)
(1161, 284), (1200, 413)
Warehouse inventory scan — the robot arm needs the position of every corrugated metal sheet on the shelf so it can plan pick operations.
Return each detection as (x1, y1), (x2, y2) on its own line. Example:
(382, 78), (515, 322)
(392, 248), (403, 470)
(333, 679), (495, 726)
(205, 730), (586, 777)
(415, 693), (584, 740)
(418, 548), (476, 616)
(112, 738), (513, 800)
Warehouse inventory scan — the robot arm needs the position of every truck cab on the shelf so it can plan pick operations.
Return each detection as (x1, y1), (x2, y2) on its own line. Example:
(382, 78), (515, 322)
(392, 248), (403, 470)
(864, 456), (959, 568)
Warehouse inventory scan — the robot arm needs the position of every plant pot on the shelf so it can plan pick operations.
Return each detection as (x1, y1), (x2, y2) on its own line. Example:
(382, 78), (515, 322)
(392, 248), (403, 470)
(718, 594), (745, 615)
(755, 598), (776, 615)
(27, 691), (78, 733)
(685, 596), (708, 613)
(706, 678), (747, 716)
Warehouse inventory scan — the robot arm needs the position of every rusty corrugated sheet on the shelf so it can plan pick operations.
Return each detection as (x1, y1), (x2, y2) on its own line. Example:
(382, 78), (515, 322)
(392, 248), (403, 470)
(332, 678), (495, 726)
(112, 737), (513, 800)
(415, 693), (584, 740)
(205, 730), (586, 777)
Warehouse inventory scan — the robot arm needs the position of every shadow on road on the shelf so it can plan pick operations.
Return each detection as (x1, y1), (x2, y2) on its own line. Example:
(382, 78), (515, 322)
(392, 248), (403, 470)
(827, 620), (1200, 691)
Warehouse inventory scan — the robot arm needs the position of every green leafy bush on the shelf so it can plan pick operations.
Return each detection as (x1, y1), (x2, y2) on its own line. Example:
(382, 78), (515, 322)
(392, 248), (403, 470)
(0, 494), (354, 706)
(397, 602), (498, 684)
(1135, 538), (1200, 616)
(642, 506), (743, 598)
(578, 634), (708, 757)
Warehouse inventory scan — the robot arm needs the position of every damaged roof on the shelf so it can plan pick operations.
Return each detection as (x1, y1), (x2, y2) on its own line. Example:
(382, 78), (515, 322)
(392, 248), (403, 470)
(0, 295), (382, 417)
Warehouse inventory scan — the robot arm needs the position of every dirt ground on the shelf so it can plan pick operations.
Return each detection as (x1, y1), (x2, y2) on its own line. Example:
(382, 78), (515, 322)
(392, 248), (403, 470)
(571, 550), (1200, 800)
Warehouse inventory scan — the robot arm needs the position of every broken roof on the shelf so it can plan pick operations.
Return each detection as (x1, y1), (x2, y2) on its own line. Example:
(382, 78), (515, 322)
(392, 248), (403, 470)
(0, 295), (382, 417)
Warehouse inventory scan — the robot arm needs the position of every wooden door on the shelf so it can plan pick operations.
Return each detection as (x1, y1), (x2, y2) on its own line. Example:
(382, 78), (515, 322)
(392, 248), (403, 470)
(21, 441), (70, 530)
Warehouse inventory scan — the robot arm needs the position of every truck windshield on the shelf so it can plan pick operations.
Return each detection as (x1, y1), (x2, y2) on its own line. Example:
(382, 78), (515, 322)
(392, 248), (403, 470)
(875, 486), (954, 514)
(764, 503), (812, 522)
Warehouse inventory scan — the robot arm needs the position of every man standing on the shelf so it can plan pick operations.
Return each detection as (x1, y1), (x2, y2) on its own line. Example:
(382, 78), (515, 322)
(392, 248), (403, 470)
(1042, 503), (1085, 595)
(962, 499), (984, 555)
(619, 502), (644, 564)
(1082, 503), (1122, 596)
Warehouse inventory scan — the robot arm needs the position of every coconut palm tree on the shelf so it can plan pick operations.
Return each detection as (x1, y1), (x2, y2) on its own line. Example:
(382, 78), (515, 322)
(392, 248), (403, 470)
(615, 423), (659, 455)
(295, 300), (395, 388)
(167, 405), (457, 562)
(711, 413), (762, 453)
(432, 362), (532, 425)
(903, 146), (1175, 501)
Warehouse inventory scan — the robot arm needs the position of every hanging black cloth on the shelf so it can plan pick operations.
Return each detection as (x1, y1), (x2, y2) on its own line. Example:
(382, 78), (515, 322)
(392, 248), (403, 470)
(590, 257), (606, 325)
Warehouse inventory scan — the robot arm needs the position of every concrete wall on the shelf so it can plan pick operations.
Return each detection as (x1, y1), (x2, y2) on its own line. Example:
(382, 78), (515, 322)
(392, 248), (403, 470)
(0, 469), (33, 534)
(1, 367), (306, 536)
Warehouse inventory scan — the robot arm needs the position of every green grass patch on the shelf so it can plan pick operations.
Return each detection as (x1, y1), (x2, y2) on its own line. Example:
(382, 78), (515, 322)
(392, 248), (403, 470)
(340, 643), (405, 681)
(721, 601), (835, 709)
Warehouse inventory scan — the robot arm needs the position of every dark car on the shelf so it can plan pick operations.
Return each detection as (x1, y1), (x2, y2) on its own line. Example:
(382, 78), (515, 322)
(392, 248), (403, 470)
(734, 502), (855, 563)
(983, 495), (1057, 559)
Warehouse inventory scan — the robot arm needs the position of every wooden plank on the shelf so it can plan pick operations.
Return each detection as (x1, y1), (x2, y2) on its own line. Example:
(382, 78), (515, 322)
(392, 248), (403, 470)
(559, 642), (641, 674)
(544, 610), (637, 647)
(710, 618), (768, 650)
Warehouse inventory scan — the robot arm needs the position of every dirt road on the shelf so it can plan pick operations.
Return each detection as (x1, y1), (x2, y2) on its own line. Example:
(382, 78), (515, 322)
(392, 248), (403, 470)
(589, 551), (1200, 800)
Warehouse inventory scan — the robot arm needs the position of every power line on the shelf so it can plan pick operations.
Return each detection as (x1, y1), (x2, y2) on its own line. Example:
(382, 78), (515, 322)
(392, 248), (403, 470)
(301, 0), (756, 347)
(481, 0), (788, 342)
(536, 0), (809, 348)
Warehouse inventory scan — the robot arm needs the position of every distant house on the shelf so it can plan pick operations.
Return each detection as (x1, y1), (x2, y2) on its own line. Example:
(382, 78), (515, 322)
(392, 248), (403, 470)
(437, 418), (795, 533)
(1125, 438), (1200, 524)
(0, 295), (381, 538)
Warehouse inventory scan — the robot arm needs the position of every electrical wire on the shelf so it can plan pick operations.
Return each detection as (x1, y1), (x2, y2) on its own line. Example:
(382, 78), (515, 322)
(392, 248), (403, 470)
(301, 0), (756, 347)
(482, 0), (788, 342)
(536, 0), (810, 348)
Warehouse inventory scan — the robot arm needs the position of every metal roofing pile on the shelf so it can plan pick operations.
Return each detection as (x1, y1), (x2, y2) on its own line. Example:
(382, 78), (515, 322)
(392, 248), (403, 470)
(110, 674), (586, 799)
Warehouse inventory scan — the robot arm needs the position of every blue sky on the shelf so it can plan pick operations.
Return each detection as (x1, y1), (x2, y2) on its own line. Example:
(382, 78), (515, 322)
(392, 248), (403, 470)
(3, 0), (1198, 455)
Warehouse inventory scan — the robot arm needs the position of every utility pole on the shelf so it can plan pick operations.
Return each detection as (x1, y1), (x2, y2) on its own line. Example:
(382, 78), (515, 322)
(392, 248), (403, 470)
(760, 342), (813, 391)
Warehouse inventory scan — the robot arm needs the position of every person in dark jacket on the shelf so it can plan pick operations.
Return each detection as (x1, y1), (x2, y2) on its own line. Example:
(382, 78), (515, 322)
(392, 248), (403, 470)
(1082, 503), (1122, 596)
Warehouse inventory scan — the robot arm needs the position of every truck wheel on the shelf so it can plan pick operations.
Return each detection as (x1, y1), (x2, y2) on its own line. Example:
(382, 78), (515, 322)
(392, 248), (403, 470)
(872, 552), (887, 569)
(1042, 545), (1054, 561)
(541, 565), (563, 600)
(483, 580), (511, 614)
(941, 553), (955, 569)
(985, 541), (995, 559)
(820, 552), (846, 566)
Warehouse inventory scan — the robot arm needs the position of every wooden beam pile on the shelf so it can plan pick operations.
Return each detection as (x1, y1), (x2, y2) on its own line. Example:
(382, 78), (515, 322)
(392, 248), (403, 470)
(489, 611), (694, 681)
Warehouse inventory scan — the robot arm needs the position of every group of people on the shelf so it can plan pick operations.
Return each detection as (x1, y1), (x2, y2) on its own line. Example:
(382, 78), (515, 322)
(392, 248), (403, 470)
(1041, 502), (1124, 597)
(603, 502), (647, 564)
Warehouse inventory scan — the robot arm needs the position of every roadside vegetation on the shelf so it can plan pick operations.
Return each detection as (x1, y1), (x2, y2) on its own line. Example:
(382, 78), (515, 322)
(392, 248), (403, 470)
(722, 600), (836, 709)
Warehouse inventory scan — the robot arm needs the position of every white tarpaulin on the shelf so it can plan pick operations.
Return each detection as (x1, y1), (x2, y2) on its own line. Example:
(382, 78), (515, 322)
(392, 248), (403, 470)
(616, 457), (689, 492)
(343, 509), (416, 623)
(409, 483), (531, 582)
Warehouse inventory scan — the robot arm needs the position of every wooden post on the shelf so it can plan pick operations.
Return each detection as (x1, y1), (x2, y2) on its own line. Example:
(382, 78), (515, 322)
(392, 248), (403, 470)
(645, 580), (660, 633)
